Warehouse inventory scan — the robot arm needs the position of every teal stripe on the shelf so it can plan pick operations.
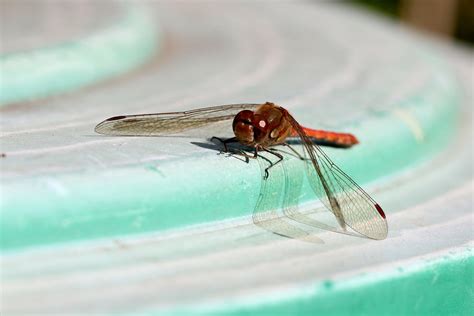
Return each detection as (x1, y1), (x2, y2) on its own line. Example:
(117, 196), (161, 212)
(0, 5), (159, 105)
(167, 249), (473, 316)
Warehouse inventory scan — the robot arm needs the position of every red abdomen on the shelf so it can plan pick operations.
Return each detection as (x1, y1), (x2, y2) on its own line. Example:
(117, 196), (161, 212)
(291, 127), (359, 148)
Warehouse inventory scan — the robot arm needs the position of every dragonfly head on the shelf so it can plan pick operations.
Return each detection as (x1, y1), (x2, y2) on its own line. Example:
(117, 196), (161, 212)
(233, 103), (292, 147)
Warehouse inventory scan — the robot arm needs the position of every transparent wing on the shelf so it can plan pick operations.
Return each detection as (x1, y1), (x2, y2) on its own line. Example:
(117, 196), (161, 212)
(95, 103), (260, 136)
(283, 110), (388, 240)
(252, 152), (323, 242)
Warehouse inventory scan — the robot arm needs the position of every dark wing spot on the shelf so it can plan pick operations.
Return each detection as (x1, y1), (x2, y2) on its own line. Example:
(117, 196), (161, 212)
(375, 204), (386, 219)
(105, 115), (127, 121)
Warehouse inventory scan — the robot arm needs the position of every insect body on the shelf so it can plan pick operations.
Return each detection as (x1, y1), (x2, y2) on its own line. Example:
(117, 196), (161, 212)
(96, 102), (387, 240)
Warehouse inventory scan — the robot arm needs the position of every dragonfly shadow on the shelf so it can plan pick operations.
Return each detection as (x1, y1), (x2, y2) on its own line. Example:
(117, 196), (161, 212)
(191, 140), (257, 163)
(191, 138), (253, 152)
(190, 141), (222, 152)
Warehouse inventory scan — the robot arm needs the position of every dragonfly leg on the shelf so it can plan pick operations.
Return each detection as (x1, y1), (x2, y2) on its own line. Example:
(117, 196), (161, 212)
(211, 136), (256, 163)
(233, 147), (258, 163)
(260, 147), (284, 180)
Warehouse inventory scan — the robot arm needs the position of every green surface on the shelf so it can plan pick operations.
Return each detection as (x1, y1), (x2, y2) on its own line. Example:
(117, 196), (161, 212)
(0, 5), (159, 105)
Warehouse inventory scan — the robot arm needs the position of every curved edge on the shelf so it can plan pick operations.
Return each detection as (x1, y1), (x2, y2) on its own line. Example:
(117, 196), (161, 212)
(0, 4), (160, 105)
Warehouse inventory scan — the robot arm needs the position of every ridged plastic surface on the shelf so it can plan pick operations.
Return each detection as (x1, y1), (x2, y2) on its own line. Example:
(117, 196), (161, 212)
(1, 2), (472, 315)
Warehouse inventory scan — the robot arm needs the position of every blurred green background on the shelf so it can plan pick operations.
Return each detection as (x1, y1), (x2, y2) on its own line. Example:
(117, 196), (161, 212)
(351, 0), (474, 43)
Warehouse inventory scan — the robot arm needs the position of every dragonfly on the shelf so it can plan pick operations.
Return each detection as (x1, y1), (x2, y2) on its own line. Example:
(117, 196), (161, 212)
(95, 102), (388, 240)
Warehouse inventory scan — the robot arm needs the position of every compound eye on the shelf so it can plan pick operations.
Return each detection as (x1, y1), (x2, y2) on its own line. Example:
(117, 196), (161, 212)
(258, 120), (266, 128)
(233, 110), (254, 129)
